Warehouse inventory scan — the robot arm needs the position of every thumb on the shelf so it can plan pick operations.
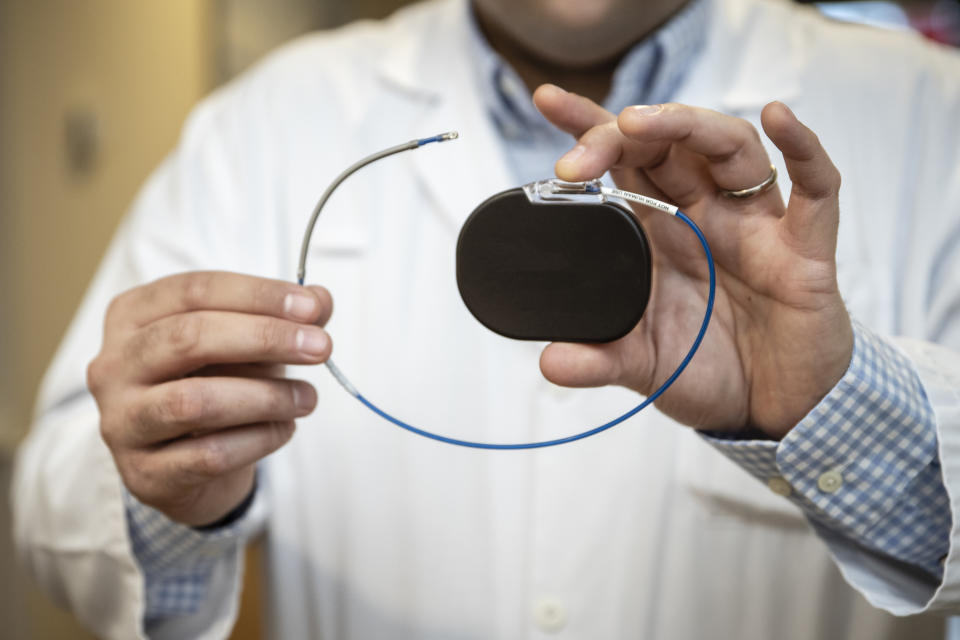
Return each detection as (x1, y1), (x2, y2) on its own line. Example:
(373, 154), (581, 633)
(540, 342), (623, 389)
(761, 101), (842, 259)
(540, 338), (657, 394)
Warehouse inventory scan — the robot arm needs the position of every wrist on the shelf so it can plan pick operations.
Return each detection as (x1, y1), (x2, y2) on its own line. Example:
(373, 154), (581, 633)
(753, 310), (854, 440)
(193, 474), (258, 531)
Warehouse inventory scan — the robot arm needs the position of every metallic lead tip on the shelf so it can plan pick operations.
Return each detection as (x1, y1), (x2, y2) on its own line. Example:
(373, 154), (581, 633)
(416, 131), (460, 146)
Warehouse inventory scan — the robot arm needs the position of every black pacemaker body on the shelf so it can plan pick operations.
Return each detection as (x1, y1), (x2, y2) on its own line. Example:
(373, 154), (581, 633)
(456, 186), (652, 343)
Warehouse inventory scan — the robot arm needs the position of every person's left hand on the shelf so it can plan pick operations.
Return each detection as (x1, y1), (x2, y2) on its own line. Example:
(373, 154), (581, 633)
(533, 84), (853, 439)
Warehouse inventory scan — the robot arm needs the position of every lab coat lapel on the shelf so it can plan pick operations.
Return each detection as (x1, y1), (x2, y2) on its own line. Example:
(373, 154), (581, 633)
(377, 0), (513, 229)
(679, 0), (801, 113)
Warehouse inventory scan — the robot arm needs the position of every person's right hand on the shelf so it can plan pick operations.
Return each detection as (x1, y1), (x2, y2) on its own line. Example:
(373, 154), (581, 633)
(87, 271), (333, 527)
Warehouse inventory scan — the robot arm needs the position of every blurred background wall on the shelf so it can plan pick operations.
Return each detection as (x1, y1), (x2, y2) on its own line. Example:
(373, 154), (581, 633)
(0, 3), (213, 637)
(0, 0), (956, 638)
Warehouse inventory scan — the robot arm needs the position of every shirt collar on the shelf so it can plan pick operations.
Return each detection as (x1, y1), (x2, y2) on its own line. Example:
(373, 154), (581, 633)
(466, 0), (711, 143)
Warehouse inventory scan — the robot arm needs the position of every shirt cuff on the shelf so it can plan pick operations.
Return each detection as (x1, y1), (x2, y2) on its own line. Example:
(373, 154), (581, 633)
(124, 486), (254, 619)
(703, 319), (949, 577)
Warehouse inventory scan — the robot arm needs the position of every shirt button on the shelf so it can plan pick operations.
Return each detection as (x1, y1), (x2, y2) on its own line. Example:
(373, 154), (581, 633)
(766, 476), (792, 497)
(817, 470), (844, 493)
(533, 597), (567, 633)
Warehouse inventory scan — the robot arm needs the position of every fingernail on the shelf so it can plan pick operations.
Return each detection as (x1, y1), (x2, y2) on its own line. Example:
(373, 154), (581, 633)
(631, 104), (663, 116)
(284, 293), (316, 321)
(292, 383), (314, 411)
(560, 144), (586, 164)
(296, 327), (328, 357)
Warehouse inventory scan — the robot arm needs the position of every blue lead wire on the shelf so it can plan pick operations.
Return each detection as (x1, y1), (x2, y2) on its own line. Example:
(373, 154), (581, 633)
(347, 210), (715, 450)
(298, 134), (715, 449)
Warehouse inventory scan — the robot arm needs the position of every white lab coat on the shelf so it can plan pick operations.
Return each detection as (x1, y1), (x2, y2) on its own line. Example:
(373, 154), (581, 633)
(12, 0), (960, 637)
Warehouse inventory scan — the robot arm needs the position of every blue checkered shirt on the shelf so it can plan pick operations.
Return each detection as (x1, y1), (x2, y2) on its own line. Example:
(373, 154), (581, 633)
(705, 321), (949, 575)
(124, 489), (248, 624)
(125, 0), (949, 622)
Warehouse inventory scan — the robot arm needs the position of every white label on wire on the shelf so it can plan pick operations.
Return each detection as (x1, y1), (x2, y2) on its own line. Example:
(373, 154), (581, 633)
(325, 360), (360, 397)
(601, 188), (678, 215)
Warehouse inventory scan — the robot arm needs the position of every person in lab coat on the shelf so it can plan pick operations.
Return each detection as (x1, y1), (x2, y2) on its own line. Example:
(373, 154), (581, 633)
(12, 0), (960, 637)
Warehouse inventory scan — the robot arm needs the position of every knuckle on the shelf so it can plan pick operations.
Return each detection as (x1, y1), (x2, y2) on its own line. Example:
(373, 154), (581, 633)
(115, 451), (145, 486)
(104, 294), (126, 324)
(124, 329), (152, 369)
(89, 361), (128, 449)
(86, 356), (106, 395)
(254, 318), (291, 354)
(123, 397), (153, 443)
(193, 438), (229, 477)
(740, 118), (761, 141)
(123, 459), (175, 510)
(590, 121), (619, 144)
(707, 118), (760, 164)
(113, 455), (140, 493)
(98, 415), (121, 450)
(252, 278), (280, 313)
(181, 272), (214, 310)
(828, 164), (842, 192)
(102, 390), (151, 450)
(166, 314), (203, 357)
(162, 384), (206, 426)
(102, 435), (151, 500)
(732, 121), (759, 157)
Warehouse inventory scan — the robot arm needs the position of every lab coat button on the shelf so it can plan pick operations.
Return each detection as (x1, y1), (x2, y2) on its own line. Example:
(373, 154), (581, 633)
(533, 597), (567, 633)
(817, 470), (843, 493)
(766, 476), (792, 497)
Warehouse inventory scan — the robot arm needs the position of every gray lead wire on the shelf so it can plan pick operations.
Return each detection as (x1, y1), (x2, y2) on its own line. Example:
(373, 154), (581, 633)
(296, 140), (416, 285)
(295, 132), (458, 397)
(296, 132), (458, 285)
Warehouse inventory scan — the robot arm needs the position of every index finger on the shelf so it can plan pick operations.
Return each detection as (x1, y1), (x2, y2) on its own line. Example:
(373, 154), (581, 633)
(533, 83), (616, 138)
(110, 271), (330, 331)
(617, 103), (773, 193)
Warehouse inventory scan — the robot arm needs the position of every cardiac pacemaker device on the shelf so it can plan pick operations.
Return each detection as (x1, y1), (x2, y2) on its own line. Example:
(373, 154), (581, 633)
(296, 133), (715, 450)
(457, 180), (653, 343)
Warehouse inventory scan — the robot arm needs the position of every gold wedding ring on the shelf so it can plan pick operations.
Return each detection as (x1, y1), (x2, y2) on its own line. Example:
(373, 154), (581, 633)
(720, 164), (778, 199)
